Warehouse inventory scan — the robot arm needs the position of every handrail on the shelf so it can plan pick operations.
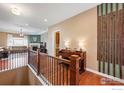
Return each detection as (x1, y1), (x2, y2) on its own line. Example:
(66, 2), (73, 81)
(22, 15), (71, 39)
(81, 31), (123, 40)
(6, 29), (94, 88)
(29, 50), (37, 54)
(29, 50), (71, 65)
(0, 49), (28, 53)
(28, 49), (80, 85)
(39, 52), (71, 65)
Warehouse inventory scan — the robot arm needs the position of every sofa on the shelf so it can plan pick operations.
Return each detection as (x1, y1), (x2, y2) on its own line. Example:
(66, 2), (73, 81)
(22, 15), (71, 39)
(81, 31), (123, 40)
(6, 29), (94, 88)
(0, 47), (8, 58)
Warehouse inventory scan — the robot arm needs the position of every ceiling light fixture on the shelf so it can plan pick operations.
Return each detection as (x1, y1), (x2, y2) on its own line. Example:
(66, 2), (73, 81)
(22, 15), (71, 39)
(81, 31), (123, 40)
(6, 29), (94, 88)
(18, 26), (24, 37)
(19, 28), (24, 37)
(44, 18), (48, 22)
(25, 24), (29, 26)
(11, 7), (20, 15)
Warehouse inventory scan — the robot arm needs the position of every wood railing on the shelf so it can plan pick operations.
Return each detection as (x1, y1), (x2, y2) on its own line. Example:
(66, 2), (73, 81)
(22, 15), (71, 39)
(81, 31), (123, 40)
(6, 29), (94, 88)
(0, 49), (28, 71)
(28, 49), (80, 85)
(28, 50), (37, 72)
(0, 48), (80, 85)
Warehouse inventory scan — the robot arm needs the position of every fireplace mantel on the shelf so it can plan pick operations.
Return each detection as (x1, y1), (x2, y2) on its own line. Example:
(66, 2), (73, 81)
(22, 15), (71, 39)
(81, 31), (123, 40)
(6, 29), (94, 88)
(29, 43), (40, 49)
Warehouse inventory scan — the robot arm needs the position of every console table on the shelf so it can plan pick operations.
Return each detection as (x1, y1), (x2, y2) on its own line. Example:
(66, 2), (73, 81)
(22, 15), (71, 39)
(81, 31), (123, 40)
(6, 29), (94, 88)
(58, 49), (86, 73)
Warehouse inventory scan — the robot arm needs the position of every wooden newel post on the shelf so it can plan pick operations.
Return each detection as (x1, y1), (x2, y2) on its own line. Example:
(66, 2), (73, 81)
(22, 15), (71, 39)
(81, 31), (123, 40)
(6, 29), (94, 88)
(69, 55), (80, 85)
(28, 47), (31, 64)
(37, 49), (40, 75)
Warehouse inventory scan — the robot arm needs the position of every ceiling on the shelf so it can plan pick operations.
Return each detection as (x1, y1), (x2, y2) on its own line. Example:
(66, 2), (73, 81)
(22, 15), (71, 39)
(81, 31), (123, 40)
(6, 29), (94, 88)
(0, 3), (98, 35)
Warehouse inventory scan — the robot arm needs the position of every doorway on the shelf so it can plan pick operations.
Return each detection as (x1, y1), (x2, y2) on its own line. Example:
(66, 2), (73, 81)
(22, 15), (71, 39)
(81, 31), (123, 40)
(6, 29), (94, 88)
(54, 32), (60, 57)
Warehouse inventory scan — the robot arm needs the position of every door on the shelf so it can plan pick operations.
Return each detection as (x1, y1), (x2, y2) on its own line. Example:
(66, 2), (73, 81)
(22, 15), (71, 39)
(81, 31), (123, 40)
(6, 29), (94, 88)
(55, 32), (60, 57)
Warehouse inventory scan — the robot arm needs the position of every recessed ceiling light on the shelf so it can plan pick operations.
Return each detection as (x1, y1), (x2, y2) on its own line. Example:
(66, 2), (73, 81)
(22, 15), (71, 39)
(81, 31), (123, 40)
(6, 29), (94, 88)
(11, 7), (20, 15)
(44, 18), (48, 22)
(25, 24), (29, 26)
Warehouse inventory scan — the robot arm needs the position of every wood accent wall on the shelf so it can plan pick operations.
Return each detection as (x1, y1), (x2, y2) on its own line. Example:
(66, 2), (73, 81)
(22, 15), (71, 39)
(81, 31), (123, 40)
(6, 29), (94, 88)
(97, 3), (124, 79)
(0, 32), (7, 47)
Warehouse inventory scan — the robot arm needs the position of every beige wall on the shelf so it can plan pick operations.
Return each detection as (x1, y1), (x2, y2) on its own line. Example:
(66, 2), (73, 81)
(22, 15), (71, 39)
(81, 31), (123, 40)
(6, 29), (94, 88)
(48, 7), (98, 71)
(0, 32), (7, 47)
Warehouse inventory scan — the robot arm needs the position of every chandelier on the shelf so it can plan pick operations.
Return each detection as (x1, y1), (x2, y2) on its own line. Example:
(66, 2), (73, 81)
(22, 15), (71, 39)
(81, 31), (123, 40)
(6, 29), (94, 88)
(19, 26), (24, 37)
(18, 26), (24, 37)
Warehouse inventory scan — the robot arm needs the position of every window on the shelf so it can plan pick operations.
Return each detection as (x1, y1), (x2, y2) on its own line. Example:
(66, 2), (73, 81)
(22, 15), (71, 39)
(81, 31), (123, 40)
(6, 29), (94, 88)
(13, 38), (27, 46)
(7, 34), (28, 46)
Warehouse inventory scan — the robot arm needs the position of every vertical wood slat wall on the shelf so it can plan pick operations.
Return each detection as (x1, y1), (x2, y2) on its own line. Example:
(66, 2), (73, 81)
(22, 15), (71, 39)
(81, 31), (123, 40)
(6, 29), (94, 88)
(97, 3), (124, 79)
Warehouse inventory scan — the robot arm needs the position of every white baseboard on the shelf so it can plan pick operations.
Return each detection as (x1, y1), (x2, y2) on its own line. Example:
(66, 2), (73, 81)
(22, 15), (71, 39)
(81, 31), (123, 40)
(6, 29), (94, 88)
(86, 68), (124, 84)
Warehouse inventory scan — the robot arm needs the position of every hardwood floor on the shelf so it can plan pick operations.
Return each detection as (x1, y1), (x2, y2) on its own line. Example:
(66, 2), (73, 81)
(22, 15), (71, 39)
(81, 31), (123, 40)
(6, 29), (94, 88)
(79, 71), (124, 85)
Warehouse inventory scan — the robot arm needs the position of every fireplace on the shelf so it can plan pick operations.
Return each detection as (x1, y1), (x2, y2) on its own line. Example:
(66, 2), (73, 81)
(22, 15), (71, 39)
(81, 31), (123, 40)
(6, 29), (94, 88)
(32, 46), (38, 51)
(29, 43), (40, 51)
